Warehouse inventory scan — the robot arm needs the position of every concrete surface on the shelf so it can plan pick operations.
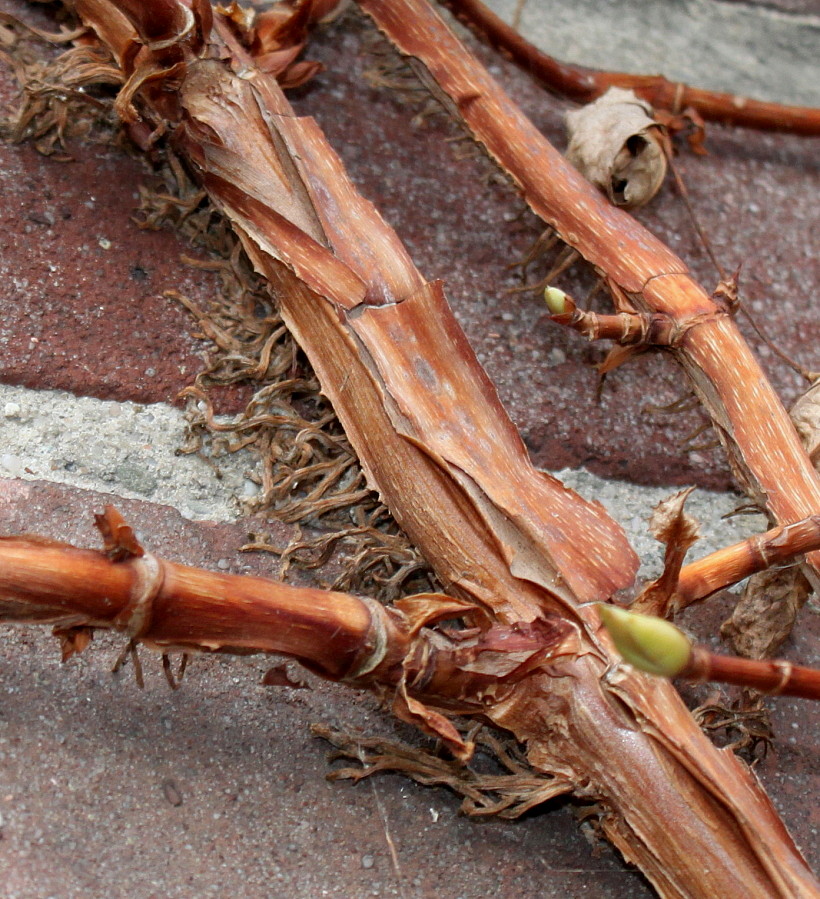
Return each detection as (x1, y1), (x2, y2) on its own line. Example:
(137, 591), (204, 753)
(485, 0), (820, 106)
(0, 1), (817, 897)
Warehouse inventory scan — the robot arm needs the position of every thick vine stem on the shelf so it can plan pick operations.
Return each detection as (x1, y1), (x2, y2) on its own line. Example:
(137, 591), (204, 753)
(439, 0), (820, 135)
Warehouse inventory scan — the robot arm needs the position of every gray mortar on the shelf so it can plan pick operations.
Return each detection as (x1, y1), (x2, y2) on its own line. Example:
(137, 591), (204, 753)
(557, 467), (766, 581)
(0, 383), (766, 582)
(484, 0), (820, 106)
(0, 384), (259, 521)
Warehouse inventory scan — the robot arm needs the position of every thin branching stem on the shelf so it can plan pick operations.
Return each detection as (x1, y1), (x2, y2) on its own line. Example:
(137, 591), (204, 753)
(440, 0), (820, 135)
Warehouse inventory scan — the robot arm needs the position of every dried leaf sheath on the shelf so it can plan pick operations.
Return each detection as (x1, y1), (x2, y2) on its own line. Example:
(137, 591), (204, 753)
(11, 3), (818, 896)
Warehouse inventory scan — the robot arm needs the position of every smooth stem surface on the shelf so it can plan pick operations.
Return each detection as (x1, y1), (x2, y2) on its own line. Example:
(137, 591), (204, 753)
(0, 536), (407, 681)
(685, 648), (820, 700)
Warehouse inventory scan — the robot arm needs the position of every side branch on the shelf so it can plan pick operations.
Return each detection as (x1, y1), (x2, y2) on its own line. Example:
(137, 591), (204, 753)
(440, 0), (820, 135)
(600, 605), (820, 700)
(0, 511), (580, 757)
(687, 650), (820, 700)
(667, 515), (820, 615)
(0, 520), (408, 683)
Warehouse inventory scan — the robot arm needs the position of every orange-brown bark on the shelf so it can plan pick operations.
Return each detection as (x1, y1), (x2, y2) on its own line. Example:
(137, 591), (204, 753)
(5, 2), (818, 896)
(683, 647), (820, 700)
(359, 0), (820, 582)
(0, 515), (588, 763)
(666, 516), (820, 615)
(0, 527), (407, 682)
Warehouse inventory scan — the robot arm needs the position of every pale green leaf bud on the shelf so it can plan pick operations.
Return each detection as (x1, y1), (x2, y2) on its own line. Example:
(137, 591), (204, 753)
(597, 604), (692, 678)
(544, 286), (567, 314)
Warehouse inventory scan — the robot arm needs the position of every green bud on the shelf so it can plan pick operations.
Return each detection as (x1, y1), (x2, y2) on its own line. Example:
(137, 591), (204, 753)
(544, 286), (567, 314)
(597, 604), (691, 678)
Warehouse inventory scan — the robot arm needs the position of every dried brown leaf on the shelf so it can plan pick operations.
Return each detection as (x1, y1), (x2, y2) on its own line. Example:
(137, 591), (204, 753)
(392, 592), (487, 634)
(565, 87), (667, 208)
(240, 0), (332, 86)
(649, 487), (699, 548)
(53, 624), (95, 661)
(392, 681), (472, 761)
(721, 566), (812, 659)
(790, 380), (820, 469)
(94, 505), (145, 560)
(654, 105), (708, 156)
(631, 487), (699, 616)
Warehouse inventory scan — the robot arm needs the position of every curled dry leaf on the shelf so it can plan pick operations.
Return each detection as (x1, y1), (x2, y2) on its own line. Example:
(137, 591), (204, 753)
(53, 624), (95, 662)
(654, 105), (707, 156)
(721, 565), (812, 659)
(94, 504), (145, 560)
(721, 381), (820, 658)
(631, 487), (700, 616)
(565, 86), (667, 208)
(234, 0), (346, 85)
(790, 379), (820, 468)
(649, 486), (700, 547)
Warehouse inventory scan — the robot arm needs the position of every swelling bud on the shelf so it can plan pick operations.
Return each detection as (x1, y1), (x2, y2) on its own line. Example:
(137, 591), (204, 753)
(597, 604), (692, 678)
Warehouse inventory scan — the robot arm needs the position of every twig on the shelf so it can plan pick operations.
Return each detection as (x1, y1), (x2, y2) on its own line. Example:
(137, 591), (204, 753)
(599, 605), (820, 700)
(671, 516), (820, 614)
(0, 506), (411, 684)
(440, 0), (820, 135)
